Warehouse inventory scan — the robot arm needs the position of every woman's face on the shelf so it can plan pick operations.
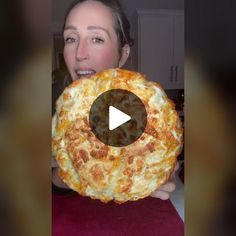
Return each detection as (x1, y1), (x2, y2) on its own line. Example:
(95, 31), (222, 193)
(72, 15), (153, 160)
(63, 0), (127, 81)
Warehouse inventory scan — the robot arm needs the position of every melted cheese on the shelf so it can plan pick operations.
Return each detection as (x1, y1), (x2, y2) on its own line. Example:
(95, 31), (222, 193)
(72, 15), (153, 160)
(52, 68), (183, 203)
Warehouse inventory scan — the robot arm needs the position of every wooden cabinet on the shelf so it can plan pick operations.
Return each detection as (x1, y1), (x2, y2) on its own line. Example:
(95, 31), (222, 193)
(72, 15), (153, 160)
(137, 10), (184, 89)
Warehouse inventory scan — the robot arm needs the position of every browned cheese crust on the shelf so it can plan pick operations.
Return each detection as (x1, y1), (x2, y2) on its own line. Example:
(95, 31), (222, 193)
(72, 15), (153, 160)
(52, 69), (183, 203)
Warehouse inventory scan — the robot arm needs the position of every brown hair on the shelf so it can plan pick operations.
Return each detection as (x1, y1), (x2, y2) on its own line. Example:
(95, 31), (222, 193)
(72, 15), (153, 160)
(63, 0), (134, 49)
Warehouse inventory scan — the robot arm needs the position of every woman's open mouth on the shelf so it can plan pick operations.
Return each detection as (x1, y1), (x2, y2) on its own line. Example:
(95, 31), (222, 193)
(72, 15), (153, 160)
(75, 69), (96, 78)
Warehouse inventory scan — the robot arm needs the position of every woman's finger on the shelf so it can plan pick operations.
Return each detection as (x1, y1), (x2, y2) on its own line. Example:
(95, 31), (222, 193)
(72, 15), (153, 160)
(150, 190), (170, 200)
(158, 181), (176, 192)
(150, 161), (179, 200)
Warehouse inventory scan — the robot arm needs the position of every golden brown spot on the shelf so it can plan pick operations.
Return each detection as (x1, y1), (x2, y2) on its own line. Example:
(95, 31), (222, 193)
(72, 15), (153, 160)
(68, 79), (81, 88)
(79, 177), (89, 194)
(127, 156), (134, 164)
(123, 167), (134, 177)
(136, 147), (147, 156)
(121, 179), (133, 193)
(52, 138), (60, 151)
(74, 160), (83, 169)
(159, 131), (179, 147)
(109, 155), (115, 161)
(167, 99), (176, 108)
(146, 142), (155, 153)
(56, 120), (69, 132)
(151, 168), (164, 175)
(112, 158), (120, 169)
(145, 124), (159, 138)
(74, 120), (82, 130)
(153, 109), (159, 114)
(90, 164), (104, 182)
(136, 159), (144, 172)
(90, 146), (108, 159)
(66, 142), (74, 154)
(83, 117), (89, 127)
(150, 162), (161, 168)
(63, 93), (71, 100)
(120, 148), (126, 155)
(79, 149), (89, 163)
(56, 152), (64, 162)
(58, 167), (67, 180)
(151, 117), (158, 123)
(90, 150), (97, 158)
(59, 109), (67, 117)
(82, 129), (93, 138)
(65, 129), (80, 141)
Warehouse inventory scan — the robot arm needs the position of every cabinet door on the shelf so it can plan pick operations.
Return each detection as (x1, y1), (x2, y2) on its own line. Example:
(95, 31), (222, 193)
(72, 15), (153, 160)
(138, 14), (174, 88)
(173, 15), (184, 89)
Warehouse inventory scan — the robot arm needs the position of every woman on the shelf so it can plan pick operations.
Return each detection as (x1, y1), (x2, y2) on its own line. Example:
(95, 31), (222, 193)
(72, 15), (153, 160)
(52, 0), (177, 200)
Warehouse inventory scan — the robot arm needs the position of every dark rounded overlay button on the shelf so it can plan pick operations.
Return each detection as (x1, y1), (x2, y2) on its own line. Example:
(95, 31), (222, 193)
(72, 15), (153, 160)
(89, 89), (147, 147)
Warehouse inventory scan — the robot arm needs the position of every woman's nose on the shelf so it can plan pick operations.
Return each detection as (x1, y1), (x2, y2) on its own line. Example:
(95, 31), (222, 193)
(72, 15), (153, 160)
(75, 41), (89, 61)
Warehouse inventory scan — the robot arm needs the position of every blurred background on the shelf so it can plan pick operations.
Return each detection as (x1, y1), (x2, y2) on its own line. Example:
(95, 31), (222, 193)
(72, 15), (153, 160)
(0, 0), (51, 236)
(0, 0), (235, 235)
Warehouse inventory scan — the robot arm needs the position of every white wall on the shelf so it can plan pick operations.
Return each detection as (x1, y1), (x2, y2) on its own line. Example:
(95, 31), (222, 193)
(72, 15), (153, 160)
(121, 0), (184, 19)
(53, 0), (184, 32)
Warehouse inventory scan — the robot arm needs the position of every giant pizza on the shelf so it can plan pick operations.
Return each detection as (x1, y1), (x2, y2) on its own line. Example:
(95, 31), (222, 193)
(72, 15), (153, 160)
(52, 68), (183, 203)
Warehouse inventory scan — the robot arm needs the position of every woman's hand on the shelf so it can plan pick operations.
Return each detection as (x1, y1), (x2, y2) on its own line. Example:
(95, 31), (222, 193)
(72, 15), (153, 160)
(52, 161), (181, 199)
(150, 161), (180, 200)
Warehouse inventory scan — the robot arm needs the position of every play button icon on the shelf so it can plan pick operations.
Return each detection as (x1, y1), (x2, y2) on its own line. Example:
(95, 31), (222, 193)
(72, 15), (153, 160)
(89, 89), (147, 147)
(109, 106), (131, 131)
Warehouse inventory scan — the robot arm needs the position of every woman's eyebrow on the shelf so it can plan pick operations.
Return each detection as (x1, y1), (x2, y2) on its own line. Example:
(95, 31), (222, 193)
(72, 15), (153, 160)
(87, 26), (111, 39)
(64, 25), (77, 31)
(63, 25), (111, 39)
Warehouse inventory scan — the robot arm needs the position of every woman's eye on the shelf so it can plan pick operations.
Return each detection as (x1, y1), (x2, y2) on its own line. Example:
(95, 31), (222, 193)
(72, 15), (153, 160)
(64, 37), (76, 43)
(92, 37), (104, 44)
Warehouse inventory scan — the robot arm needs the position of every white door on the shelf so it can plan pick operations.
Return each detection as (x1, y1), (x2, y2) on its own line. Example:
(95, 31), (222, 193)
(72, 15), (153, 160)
(138, 10), (184, 89)
(138, 13), (174, 88)
(173, 14), (184, 89)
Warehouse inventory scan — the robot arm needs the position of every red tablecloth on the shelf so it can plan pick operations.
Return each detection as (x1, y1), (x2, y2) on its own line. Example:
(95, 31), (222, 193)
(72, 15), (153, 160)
(52, 193), (184, 236)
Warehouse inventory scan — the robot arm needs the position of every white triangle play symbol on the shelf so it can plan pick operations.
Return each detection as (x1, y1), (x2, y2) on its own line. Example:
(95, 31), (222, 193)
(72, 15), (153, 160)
(109, 106), (131, 131)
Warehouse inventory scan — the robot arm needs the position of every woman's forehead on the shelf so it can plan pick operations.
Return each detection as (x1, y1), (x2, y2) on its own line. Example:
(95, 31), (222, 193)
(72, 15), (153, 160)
(65, 1), (116, 30)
